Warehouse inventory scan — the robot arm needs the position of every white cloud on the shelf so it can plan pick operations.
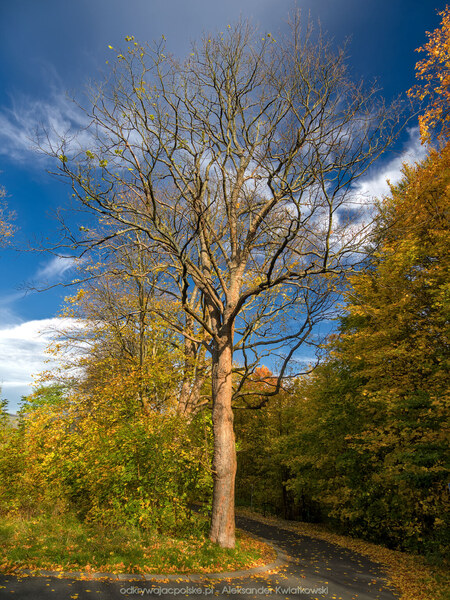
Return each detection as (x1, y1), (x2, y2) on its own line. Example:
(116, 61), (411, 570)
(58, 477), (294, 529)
(0, 317), (78, 412)
(36, 256), (80, 282)
(325, 127), (429, 253)
(351, 127), (428, 207)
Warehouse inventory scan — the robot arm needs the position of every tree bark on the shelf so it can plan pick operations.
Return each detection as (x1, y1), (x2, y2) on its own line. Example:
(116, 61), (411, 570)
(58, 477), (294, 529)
(209, 329), (236, 548)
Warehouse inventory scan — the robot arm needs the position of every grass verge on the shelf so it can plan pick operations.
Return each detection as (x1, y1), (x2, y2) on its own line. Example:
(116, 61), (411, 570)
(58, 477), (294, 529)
(236, 508), (449, 600)
(0, 511), (275, 575)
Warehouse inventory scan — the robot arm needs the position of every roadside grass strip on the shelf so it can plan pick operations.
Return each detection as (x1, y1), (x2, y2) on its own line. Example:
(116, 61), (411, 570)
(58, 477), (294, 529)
(0, 511), (275, 576)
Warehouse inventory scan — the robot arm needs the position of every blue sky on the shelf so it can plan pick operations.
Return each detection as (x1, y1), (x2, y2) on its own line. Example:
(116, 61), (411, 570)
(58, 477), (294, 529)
(0, 0), (445, 412)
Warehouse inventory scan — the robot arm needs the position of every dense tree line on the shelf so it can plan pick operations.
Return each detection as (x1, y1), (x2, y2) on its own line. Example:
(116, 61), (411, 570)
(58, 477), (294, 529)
(235, 143), (449, 558)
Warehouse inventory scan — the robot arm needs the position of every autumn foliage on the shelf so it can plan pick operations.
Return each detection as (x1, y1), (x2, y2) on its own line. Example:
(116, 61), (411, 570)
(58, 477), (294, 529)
(235, 144), (450, 558)
(408, 5), (450, 142)
(0, 9), (449, 570)
(2, 144), (448, 559)
(0, 384), (213, 533)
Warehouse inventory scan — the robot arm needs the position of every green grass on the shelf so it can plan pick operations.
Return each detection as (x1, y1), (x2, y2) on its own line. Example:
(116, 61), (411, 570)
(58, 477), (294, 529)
(0, 511), (274, 575)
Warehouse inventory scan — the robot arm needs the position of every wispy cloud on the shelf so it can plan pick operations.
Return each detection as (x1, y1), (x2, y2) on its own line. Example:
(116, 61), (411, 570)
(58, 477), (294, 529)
(0, 87), (91, 163)
(35, 256), (80, 282)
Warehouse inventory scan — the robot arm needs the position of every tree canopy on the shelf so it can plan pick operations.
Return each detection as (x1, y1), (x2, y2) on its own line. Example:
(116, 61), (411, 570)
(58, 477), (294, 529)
(408, 5), (450, 143)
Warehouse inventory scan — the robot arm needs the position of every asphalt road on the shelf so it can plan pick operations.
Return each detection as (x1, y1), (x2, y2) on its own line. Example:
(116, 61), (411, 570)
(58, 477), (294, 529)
(0, 514), (399, 600)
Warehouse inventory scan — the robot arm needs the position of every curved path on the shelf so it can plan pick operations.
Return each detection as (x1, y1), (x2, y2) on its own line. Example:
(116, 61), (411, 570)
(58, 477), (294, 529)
(235, 514), (398, 600)
(0, 514), (399, 599)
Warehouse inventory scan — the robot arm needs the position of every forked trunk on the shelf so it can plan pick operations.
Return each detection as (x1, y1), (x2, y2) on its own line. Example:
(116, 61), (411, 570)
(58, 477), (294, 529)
(209, 333), (236, 548)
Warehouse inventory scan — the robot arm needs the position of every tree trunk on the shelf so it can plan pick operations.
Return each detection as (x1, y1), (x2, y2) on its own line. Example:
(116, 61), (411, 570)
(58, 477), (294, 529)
(209, 331), (236, 548)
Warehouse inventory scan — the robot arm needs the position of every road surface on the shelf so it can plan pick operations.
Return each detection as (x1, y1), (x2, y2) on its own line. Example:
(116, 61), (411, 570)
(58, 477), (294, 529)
(0, 514), (398, 599)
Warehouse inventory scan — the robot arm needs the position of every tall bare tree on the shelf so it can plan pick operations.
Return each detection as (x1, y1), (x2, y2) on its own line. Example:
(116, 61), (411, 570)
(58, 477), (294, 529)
(45, 19), (401, 547)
